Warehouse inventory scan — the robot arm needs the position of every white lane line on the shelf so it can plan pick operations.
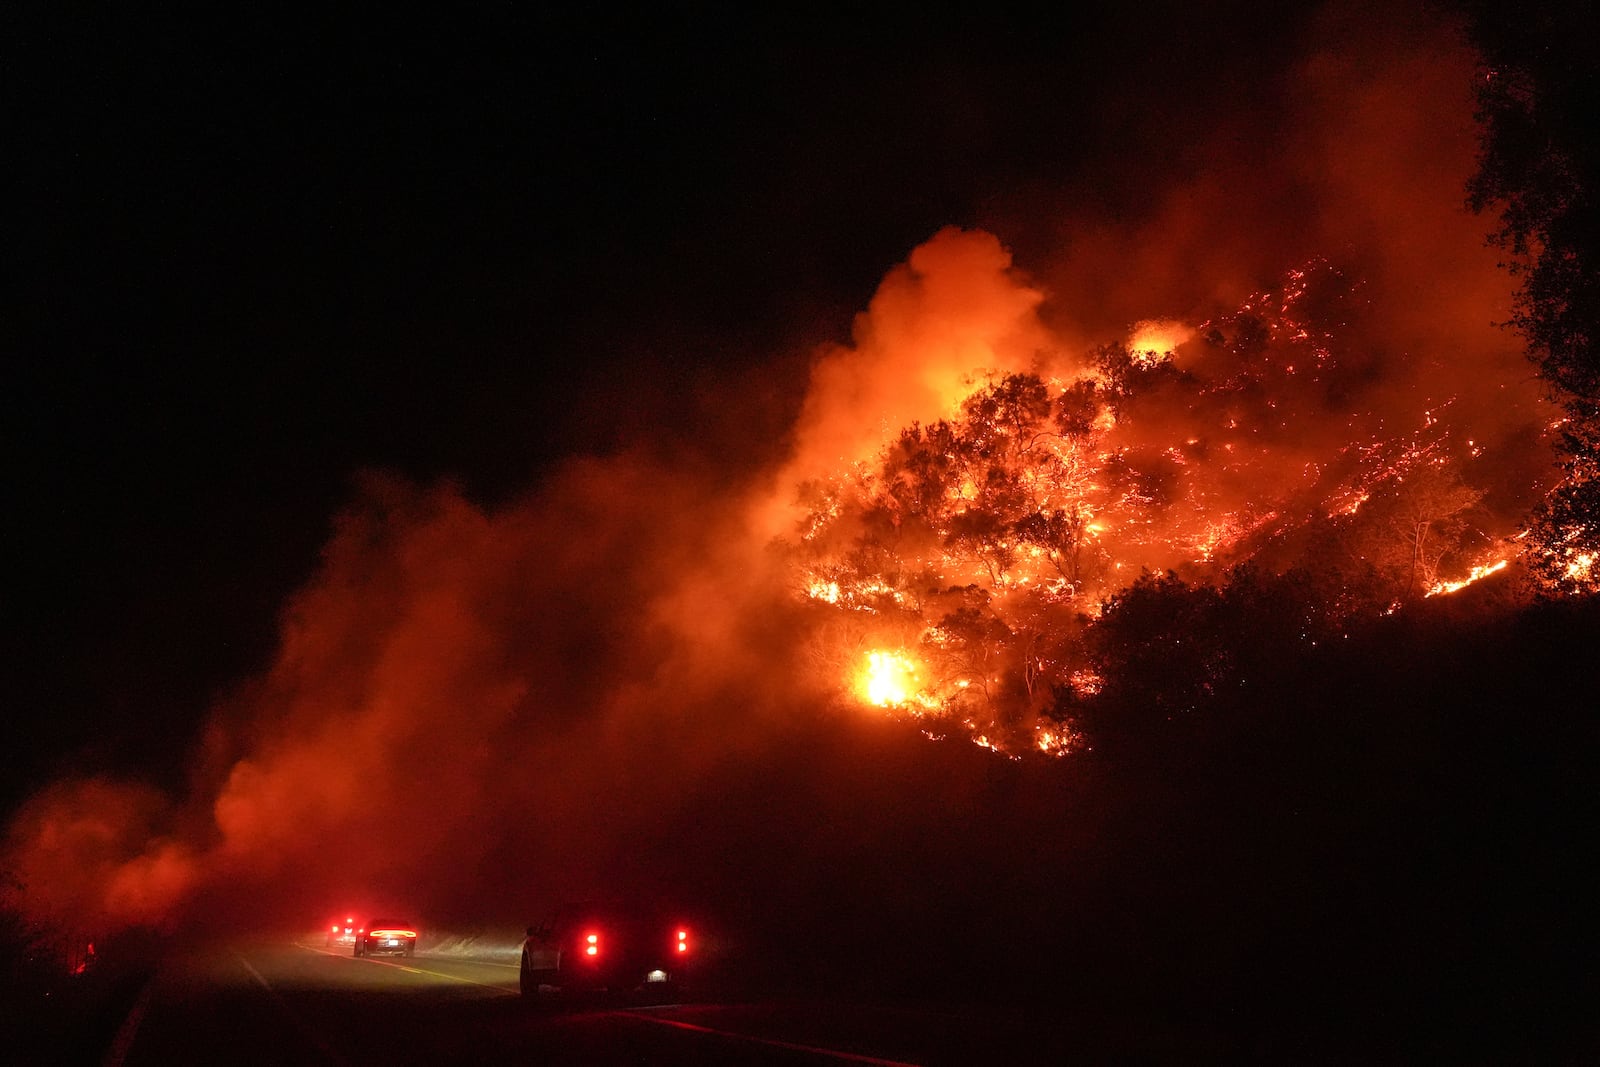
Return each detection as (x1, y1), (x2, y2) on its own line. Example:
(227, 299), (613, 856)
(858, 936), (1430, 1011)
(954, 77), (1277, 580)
(237, 953), (351, 1066)
(296, 947), (518, 972)
(615, 1011), (925, 1067)
(296, 942), (517, 993)
(99, 976), (154, 1067)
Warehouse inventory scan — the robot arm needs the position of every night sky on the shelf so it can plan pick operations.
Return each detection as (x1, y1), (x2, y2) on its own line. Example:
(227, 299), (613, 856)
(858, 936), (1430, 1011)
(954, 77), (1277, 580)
(5, 3), (1375, 810)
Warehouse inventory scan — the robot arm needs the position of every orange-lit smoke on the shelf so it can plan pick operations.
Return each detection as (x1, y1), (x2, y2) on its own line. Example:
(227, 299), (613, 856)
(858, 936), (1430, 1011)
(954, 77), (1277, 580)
(762, 227), (1051, 537)
(5, 780), (197, 924)
(4, 461), (804, 929)
(1126, 319), (1193, 365)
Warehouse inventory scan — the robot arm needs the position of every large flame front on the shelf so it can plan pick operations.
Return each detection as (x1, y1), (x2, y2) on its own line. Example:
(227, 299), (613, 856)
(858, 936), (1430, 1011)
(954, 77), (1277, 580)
(860, 650), (920, 707)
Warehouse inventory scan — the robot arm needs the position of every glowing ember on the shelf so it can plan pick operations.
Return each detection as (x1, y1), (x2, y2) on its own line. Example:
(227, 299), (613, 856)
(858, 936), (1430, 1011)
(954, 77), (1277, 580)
(1069, 670), (1105, 698)
(1034, 728), (1080, 756)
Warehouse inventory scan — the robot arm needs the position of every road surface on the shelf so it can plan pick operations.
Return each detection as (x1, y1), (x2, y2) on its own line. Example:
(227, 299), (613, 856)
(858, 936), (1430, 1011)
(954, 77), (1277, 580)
(90, 938), (1208, 1065)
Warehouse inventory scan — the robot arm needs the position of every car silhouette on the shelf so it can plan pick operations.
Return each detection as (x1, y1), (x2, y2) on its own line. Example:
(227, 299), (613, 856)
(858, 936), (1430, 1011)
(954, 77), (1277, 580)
(354, 919), (417, 958)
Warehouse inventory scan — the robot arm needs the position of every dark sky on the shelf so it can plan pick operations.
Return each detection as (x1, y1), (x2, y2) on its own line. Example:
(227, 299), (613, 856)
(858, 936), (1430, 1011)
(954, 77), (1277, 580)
(5, 5), (1341, 811)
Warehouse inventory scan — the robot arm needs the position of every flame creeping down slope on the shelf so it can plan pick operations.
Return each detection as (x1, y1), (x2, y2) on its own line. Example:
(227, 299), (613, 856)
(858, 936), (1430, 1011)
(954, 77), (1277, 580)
(1426, 558), (1510, 597)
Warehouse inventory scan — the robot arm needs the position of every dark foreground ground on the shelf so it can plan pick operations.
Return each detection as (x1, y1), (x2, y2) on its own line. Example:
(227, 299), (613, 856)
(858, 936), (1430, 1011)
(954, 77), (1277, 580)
(14, 937), (1251, 1066)
(5, 909), (1593, 1066)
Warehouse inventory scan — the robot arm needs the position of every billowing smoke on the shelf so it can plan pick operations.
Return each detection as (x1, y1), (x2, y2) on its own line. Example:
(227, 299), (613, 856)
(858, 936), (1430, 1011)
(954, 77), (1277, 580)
(6, 456), (819, 930)
(3, 3), (1557, 938)
(769, 228), (1049, 506)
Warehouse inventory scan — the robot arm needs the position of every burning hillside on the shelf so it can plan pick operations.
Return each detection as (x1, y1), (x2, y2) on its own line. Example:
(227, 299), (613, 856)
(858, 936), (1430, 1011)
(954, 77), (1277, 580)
(771, 238), (1554, 755)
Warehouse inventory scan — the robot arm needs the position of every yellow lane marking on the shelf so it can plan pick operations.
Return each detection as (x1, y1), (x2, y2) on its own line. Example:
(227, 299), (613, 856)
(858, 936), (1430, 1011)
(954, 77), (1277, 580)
(615, 1011), (925, 1067)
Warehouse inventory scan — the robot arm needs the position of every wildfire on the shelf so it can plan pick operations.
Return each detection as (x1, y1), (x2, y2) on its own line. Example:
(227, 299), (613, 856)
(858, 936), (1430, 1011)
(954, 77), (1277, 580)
(781, 253), (1556, 758)
(859, 650), (920, 707)
(1425, 559), (1510, 597)
(1126, 319), (1193, 366)
(808, 580), (841, 603)
(1564, 552), (1596, 584)
(1035, 729), (1077, 756)
(1069, 670), (1105, 698)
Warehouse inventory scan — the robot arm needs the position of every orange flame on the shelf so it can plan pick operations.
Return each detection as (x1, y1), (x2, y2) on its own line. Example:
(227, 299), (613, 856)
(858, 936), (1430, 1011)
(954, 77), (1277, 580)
(859, 650), (920, 707)
(1425, 559), (1510, 597)
(1126, 319), (1194, 366)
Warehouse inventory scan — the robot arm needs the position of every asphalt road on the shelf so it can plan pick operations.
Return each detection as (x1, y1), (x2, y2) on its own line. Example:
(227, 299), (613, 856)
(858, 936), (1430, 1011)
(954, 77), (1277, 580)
(95, 939), (1177, 1066)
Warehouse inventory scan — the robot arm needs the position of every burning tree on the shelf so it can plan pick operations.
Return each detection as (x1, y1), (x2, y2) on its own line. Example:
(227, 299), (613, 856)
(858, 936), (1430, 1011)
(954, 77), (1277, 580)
(1359, 463), (1488, 601)
(1525, 413), (1600, 592)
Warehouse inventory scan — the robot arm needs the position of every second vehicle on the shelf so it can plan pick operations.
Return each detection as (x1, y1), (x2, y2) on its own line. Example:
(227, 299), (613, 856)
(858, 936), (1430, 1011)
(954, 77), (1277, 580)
(521, 902), (691, 998)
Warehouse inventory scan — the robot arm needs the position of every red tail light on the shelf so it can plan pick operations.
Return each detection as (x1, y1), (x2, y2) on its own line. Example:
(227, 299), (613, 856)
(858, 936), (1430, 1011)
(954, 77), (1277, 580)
(584, 931), (600, 957)
(676, 929), (689, 953)
(331, 924), (339, 933)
